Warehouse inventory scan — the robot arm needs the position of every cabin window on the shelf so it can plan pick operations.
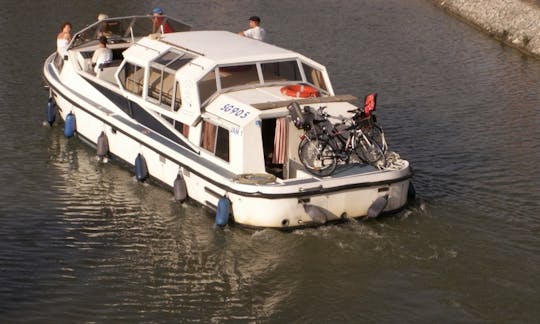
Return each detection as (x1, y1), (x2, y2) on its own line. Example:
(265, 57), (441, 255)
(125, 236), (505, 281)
(198, 70), (218, 104)
(174, 120), (189, 137)
(201, 121), (229, 162)
(156, 51), (180, 65)
(166, 58), (193, 71)
(173, 81), (181, 111)
(261, 60), (302, 83)
(148, 50), (191, 110)
(160, 115), (189, 138)
(302, 63), (328, 92)
(162, 115), (173, 124)
(147, 67), (176, 108)
(155, 50), (193, 70)
(218, 64), (259, 89)
(119, 62), (145, 95)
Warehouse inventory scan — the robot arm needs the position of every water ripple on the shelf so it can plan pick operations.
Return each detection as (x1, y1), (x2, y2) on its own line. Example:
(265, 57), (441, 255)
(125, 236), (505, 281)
(1, 0), (540, 322)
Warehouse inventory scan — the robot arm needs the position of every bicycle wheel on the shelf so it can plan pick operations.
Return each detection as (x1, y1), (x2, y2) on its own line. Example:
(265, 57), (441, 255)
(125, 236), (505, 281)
(298, 137), (337, 176)
(367, 124), (388, 153)
(356, 134), (386, 168)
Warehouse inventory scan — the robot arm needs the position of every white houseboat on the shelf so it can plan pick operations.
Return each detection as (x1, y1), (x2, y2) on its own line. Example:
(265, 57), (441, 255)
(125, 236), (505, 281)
(42, 15), (413, 229)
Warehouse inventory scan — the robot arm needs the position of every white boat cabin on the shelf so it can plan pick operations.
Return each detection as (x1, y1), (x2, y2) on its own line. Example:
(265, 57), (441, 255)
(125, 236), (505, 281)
(58, 16), (360, 180)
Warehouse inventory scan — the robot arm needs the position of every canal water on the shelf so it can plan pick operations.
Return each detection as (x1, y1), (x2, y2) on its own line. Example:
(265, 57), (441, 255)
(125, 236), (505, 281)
(1, 0), (539, 322)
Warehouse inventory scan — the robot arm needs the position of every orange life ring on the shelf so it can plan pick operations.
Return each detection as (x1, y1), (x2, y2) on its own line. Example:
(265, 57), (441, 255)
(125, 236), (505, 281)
(280, 84), (320, 98)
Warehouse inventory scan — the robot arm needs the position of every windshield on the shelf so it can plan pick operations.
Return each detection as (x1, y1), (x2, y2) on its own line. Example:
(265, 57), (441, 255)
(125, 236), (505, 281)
(197, 59), (330, 105)
(70, 15), (191, 49)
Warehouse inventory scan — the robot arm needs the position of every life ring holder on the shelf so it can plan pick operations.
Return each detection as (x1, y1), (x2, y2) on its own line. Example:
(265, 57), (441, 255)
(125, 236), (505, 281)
(233, 173), (276, 185)
(280, 84), (320, 98)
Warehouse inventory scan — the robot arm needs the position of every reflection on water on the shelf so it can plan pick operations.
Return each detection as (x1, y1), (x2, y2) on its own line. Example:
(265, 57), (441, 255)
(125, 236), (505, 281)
(38, 129), (294, 321)
(19, 130), (304, 322)
(1, 0), (540, 322)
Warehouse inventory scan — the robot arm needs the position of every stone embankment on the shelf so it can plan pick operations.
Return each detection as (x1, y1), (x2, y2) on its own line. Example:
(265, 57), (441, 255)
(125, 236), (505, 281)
(431, 0), (540, 58)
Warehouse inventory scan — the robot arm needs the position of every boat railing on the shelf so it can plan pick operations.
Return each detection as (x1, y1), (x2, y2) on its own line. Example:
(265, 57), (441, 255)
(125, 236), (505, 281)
(69, 15), (191, 51)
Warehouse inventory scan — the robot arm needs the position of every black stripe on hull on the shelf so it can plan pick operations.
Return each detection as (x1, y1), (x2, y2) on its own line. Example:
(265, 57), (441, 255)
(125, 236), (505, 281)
(85, 79), (192, 150)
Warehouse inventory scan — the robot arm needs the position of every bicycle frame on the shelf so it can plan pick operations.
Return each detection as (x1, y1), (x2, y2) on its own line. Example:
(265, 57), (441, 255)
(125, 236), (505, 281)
(293, 100), (387, 176)
(304, 121), (370, 163)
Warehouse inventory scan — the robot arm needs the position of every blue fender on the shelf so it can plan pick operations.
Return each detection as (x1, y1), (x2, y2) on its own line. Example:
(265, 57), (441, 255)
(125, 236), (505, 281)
(215, 196), (230, 227)
(64, 112), (76, 138)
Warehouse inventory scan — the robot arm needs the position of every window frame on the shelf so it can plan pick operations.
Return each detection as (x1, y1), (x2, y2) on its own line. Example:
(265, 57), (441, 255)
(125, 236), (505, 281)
(200, 120), (230, 162)
(118, 62), (146, 96)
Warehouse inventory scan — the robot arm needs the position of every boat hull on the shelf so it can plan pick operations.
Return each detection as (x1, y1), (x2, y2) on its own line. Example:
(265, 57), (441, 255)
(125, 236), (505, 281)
(228, 179), (410, 228)
(43, 54), (412, 230)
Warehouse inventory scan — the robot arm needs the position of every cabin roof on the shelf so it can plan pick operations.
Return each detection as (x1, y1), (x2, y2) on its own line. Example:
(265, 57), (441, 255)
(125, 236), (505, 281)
(159, 31), (299, 64)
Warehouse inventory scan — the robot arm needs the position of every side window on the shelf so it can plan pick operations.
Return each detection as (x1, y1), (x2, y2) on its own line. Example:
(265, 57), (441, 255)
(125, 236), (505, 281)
(261, 61), (301, 83)
(201, 121), (229, 162)
(173, 81), (181, 111)
(215, 126), (230, 162)
(119, 62), (145, 95)
(218, 64), (259, 89)
(174, 120), (189, 137)
(198, 70), (218, 104)
(302, 63), (328, 92)
(147, 67), (176, 108)
(160, 115), (189, 138)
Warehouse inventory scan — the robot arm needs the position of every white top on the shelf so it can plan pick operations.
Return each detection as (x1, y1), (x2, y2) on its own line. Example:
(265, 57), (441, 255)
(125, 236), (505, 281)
(57, 38), (69, 56)
(92, 47), (113, 73)
(243, 26), (266, 41)
(154, 31), (295, 64)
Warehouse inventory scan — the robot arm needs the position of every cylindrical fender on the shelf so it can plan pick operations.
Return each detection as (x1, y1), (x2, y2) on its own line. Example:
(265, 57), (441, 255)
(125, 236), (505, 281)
(173, 172), (187, 202)
(46, 97), (56, 126)
(134, 153), (149, 182)
(367, 195), (388, 218)
(215, 196), (230, 227)
(96, 131), (109, 158)
(64, 112), (76, 138)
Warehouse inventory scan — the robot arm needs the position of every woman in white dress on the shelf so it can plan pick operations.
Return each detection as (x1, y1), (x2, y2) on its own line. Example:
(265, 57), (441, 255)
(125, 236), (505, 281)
(56, 22), (72, 57)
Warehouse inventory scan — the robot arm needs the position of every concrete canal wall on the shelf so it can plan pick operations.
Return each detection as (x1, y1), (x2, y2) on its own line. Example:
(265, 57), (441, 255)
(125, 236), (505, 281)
(431, 0), (540, 58)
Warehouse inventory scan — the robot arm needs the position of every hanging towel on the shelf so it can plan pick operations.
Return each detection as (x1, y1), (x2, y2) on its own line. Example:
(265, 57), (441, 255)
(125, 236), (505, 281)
(273, 117), (289, 164)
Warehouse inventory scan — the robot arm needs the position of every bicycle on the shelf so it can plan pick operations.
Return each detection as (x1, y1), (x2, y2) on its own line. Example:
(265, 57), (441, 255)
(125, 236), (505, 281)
(288, 94), (387, 177)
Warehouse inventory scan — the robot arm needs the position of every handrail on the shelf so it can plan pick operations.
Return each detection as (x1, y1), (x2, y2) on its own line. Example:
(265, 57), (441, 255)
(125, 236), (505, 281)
(69, 15), (191, 50)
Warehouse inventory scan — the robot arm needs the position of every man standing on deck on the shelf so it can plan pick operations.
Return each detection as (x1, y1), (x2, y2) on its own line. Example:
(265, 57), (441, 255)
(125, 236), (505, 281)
(238, 16), (266, 41)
